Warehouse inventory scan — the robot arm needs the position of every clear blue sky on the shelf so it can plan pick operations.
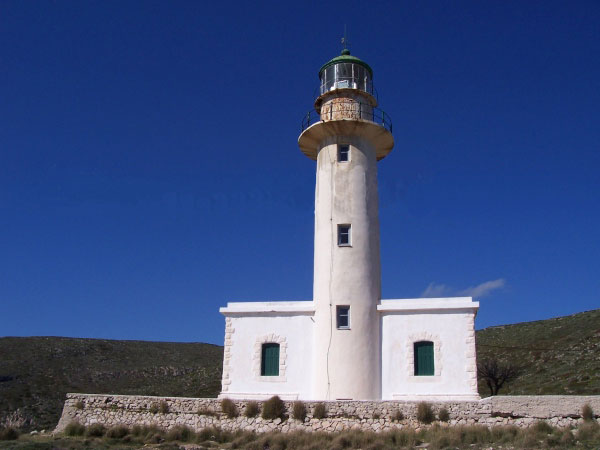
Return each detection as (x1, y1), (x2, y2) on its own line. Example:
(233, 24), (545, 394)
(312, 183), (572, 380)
(1, 1), (598, 345)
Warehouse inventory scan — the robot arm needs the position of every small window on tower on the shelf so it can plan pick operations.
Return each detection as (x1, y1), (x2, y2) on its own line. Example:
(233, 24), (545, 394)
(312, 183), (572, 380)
(338, 224), (351, 246)
(338, 145), (350, 162)
(336, 306), (350, 329)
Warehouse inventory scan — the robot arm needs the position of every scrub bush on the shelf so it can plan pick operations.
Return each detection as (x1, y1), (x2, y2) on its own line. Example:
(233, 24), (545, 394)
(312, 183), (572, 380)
(292, 401), (307, 421)
(438, 407), (450, 422)
(0, 427), (19, 440)
(244, 401), (260, 418)
(582, 403), (594, 421)
(165, 425), (194, 442)
(391, 410), (404, 422)
(64, 421), (85, 436)
(262, 395), (286, 420)
(221, 398), (239, 418)
(313, 402), (327, 419)
(85, 423), (106, 437)
(416, 402), (434, 424)
(159, 400), (170, 414)
(106, 425), (129, 439)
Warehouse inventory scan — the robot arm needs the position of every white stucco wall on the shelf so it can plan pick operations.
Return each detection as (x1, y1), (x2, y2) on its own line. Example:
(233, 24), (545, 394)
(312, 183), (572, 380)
(380, 298), (480, 401)
(219, 302), (314, 400)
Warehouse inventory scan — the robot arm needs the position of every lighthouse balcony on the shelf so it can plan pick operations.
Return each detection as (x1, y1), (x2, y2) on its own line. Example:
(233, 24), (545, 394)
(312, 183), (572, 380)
(301, 99), (392, 134)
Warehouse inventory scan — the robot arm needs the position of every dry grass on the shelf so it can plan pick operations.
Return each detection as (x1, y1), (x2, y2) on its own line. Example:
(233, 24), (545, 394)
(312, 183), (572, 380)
(51, 420), (600, 449)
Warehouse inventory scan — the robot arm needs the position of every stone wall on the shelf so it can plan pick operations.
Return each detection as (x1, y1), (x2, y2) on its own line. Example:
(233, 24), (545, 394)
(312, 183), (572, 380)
(55, 393), (600, 434)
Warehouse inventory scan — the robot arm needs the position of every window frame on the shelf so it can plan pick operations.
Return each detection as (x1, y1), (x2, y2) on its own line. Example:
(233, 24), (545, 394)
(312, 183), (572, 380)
(413, 341), (435, 376)
(260, 343), (280, 377)
(338, 224), (351, 247)
(336, 305), (350, 330)
(338, 144), (350, 162)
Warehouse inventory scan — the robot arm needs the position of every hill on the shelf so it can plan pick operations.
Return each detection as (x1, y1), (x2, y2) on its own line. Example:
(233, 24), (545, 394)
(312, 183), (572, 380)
(0, 337), (222, 431)
(476, 308), (600, 396)
(1, 309), (598, 431)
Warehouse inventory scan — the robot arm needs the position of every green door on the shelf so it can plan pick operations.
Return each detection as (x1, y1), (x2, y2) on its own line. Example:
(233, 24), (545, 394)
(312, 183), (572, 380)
(261, 343), (280, 376)
(414, 341), (434, 376)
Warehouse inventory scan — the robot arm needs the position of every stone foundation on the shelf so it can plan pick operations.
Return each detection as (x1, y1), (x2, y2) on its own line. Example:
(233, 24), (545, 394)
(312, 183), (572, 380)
(55, 393), (600, 434)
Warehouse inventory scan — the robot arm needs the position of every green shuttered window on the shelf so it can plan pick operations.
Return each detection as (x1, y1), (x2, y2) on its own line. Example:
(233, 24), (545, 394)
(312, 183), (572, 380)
(261, 343), (280, 376)
(414, 341), (434, 376)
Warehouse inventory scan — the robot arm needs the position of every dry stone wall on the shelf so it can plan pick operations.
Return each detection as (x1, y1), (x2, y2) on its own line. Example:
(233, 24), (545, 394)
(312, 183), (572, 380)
(55, 393), (600, 434)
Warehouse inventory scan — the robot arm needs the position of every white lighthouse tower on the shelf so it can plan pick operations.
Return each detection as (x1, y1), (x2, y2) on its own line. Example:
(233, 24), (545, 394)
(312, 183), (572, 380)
(298, 49), (393, 400)
(219, 48), (479, 403)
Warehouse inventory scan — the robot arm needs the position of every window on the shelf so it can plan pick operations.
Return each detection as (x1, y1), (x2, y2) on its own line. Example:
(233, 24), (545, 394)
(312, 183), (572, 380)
(338, 144), (349, 162)
(338, 224), (351, 246)
(414, 341), (434, 376)
(336, 306), (350, 329)
(261, 343), (280, 376)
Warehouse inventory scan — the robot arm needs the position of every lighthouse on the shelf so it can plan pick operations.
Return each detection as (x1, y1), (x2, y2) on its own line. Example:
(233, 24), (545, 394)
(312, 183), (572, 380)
(298, 49), (393, 400)
(219, 49), (479, 403)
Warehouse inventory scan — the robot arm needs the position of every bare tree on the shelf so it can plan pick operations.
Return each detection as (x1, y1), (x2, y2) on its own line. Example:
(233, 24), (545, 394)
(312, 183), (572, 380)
(477, 358), (521, 396)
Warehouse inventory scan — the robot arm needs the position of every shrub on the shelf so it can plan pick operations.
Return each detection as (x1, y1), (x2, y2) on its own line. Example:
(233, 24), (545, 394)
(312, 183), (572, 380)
(159, 401), (170, 414)
(292, 401), (307, 421)
(262, 395), (286, 420)
(165, 425), (194, 442)
(64, 421), (85, 437)
(221, 398), (239, 418)
(244, 401), (260, 418)
(149, 403), (159, 414)
(577, 421), (600, 442)
(416, 402), (434, 424)
(533, 420), (553, 435)
(391, 410), (404, 422)
(74, 400), (84, 410)
(438, 407), (450, 422)
(86, 423), (106, 437)
(582, 403), (594, 422)
(313, 402), (327, 419)
(106, 425), (129, 439)
(0, 427), (19, 441)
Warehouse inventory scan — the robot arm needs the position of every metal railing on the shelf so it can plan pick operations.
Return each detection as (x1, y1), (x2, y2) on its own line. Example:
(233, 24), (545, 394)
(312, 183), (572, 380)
(301, 101), (392, 134)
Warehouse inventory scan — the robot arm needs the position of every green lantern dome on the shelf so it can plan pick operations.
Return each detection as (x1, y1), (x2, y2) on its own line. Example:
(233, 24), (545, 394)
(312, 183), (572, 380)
(318, 49), (373, 78)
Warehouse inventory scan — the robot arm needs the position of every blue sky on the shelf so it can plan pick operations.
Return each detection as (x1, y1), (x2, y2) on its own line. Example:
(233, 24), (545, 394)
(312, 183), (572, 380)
(1, 1), (598, 345)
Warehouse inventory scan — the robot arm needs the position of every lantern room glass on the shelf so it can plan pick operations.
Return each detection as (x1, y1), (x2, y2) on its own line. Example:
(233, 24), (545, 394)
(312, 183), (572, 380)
(320, 63), (373, 96)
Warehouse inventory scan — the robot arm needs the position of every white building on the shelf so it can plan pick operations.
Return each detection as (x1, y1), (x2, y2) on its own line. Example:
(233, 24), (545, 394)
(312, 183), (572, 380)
(219, 50), (479, 402)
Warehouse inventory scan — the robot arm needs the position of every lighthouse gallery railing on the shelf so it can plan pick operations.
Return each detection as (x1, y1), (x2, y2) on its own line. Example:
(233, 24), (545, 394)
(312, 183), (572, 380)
(301, 101), (392, 135)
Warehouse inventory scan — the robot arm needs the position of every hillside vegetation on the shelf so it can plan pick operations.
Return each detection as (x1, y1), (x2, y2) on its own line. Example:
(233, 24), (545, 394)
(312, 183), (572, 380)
(1, 309), (598, 431)
(0, 337), (222, 431)
(476, 309), (600, 396)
